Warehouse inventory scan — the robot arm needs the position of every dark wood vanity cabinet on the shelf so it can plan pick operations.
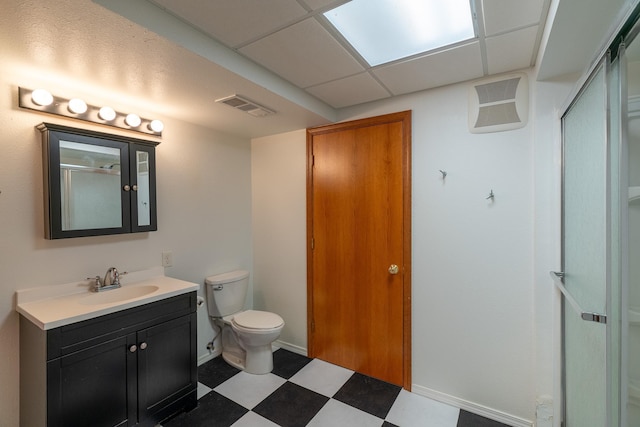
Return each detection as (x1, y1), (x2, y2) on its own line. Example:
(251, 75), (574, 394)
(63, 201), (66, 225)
(20, 292), (197, 427)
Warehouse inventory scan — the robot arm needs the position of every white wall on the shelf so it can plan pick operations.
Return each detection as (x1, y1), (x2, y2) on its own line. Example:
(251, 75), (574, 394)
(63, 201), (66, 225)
(250, 71), (575, 425)
(0, 71), (253, 426)
(251, 130), (308, 353)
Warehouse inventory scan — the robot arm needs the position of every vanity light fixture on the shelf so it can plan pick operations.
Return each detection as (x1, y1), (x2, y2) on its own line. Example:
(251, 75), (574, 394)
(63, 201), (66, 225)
(67, 98), (88, 114)
(125, 113), (141, 127)
(18, 87), (164, 136)
(98, 106), (117, 121)
(148, 119), (164, 133)
(31, 89), (53, 106)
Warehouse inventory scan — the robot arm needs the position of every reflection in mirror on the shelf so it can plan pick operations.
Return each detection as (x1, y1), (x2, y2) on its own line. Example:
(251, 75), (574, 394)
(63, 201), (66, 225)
(59, 140), (122, 230)
(136, 150), (150, 227)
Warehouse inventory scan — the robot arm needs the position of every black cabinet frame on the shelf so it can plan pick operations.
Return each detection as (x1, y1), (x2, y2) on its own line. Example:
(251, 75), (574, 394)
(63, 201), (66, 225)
(38, 123), (159, 239)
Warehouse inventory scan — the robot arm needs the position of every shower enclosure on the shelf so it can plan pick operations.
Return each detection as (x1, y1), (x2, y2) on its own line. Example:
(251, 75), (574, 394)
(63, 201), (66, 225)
(627, 37), (640, 425)
(557, 6), (640, 426)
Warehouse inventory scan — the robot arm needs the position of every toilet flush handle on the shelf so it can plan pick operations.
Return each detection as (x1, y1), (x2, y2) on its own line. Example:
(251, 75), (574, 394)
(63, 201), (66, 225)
(213, 284), (223, 291)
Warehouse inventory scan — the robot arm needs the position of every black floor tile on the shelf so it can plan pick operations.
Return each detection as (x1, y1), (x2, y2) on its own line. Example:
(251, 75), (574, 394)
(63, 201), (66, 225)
(332, 372), (402, 419)
(272, 348), (313, 379)
(163, 391), (247, 427)
(253, 381), (330, 427)
(382, 422), (400, 427)
(198, 356), (241, 388)
(457, 409), (510, 427)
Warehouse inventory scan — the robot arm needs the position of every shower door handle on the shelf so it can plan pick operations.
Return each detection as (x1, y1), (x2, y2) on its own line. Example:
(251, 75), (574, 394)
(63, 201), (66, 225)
(550, 271), (607, 324)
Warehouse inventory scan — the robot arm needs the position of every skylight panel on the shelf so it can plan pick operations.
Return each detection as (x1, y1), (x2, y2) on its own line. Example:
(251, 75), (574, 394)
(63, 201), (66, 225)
(324, 0), (476, 66)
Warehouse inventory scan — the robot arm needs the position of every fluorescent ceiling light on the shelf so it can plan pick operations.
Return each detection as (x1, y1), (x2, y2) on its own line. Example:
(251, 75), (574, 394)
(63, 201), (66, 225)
(324, 0), (475, 66)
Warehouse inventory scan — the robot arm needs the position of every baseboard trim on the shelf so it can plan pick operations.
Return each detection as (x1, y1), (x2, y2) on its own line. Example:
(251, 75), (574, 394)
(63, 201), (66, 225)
(273, 340), (307, 356)
(197, 349), (221, 366)
(411, 384), (533, 427)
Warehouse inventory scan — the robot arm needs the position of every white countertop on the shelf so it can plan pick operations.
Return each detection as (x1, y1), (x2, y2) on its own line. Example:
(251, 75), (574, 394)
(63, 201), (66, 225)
(16, 266), (199, 330)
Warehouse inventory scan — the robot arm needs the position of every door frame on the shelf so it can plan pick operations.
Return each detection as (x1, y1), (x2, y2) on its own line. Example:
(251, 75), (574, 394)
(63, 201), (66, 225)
(306, 110), (412, 389)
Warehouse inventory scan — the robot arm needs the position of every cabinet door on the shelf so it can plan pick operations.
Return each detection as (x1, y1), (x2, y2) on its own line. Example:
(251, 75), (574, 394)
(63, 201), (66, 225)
(136, 314), (197, 423)
(47, 334), (137, 427)
(130, 143), (157, 233)
(45, 128), (131, 238)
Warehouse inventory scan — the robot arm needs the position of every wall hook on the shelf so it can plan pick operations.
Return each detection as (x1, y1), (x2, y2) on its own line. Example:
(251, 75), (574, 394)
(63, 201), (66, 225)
(439, 170), (447, 179)
(486, 190), (495, 201)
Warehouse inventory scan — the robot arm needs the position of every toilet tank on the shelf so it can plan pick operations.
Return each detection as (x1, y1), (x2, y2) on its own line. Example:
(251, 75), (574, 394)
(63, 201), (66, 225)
(205, 270), (249, 317)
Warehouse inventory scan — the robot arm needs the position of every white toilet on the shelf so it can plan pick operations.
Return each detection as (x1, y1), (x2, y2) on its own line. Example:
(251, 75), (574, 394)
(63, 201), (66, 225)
(205, 270), (284, 374)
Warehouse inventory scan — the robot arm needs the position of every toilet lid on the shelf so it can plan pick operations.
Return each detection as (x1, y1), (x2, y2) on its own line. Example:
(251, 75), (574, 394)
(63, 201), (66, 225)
(233, 310), (284, 329)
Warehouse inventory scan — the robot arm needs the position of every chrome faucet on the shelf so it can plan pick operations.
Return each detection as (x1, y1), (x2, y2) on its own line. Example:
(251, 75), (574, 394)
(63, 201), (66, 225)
(104, 267), (120, 287)
(87, 267), (125, 292)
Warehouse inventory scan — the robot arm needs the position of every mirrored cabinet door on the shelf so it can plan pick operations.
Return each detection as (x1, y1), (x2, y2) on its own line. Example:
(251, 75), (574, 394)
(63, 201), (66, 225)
(39, 123), (159, 239)
(130, 144), (157, 232)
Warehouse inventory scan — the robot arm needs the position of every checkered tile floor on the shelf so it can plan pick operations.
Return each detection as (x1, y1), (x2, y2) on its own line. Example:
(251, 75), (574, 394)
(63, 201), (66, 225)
(163, 349), (509, 427)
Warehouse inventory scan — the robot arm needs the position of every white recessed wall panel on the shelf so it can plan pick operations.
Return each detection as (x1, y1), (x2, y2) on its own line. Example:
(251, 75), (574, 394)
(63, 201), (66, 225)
(486, 26), (538, 75)
(373, 42), (484, 95)
(151, 0), (307, 46)
(239, 18), (364, 88)
(306, 73), (390, 108)
(482, 0), (545, 36)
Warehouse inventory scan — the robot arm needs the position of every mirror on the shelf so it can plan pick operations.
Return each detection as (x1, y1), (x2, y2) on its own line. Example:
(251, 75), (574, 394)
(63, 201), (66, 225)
(59, 140), (123, 230)
(38, 123), (159, 239)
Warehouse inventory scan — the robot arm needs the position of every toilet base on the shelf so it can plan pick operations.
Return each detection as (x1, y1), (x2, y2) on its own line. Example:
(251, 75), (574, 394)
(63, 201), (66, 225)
(243, 344), (274, 374)
(222, 349), (245, 371)
(218, 320), (275, 375)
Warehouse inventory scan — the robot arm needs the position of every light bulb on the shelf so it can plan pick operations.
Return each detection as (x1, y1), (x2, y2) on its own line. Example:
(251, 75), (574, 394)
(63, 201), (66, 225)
(31, 89), (53, 106)
(125, 113), (141, 127)
(148, 119), (164, 133)
(67, 98), (88, 114)
(99, 106), (116, 121)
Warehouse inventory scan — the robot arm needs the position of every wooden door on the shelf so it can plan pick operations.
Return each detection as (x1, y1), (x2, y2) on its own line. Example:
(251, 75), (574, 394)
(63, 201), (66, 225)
(307, 111), (411, 388)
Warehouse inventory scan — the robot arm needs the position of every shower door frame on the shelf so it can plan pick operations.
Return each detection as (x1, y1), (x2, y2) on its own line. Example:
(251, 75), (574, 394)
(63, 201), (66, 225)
(559, 54), (613, 427)
(558, 6), (640, 424)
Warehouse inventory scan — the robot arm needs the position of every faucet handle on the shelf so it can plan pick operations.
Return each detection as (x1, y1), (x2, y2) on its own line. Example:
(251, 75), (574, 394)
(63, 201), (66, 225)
(87, 276), (102, 291)
(114, 271), (128, 286)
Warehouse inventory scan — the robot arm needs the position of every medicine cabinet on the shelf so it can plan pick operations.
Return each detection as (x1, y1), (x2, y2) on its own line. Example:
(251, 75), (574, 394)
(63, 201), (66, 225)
(38, 123), (158, 239)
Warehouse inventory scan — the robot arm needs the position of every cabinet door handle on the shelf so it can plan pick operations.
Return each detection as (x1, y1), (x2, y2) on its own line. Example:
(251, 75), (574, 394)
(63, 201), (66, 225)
(123, 184), (131, 191)
(129, 344), (137, 353)
(140, 342), (147, 350)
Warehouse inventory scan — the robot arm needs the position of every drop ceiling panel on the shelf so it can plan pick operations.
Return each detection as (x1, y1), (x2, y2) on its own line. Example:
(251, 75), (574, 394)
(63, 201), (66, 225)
(306, 72), (391, 108)
(150, 0), (308, 47)
(373, 42), (484, 95)
(482, 0), (545, 36)
(239, 18), (364, 88)
(301, 0), (342, 10)
(486, 25), (539, 75)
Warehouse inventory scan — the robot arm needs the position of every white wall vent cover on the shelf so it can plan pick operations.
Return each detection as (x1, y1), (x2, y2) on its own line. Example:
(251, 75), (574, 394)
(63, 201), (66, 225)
(468, 73), (528, 133)
(215, 95), (275, 117)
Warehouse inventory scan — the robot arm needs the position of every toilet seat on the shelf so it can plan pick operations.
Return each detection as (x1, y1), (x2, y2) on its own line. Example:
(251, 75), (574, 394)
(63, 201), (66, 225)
(232, 310), (283, 330)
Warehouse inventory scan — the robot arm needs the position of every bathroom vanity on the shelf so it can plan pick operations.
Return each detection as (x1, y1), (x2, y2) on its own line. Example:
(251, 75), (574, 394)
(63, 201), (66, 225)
(16, 267), (198, 427)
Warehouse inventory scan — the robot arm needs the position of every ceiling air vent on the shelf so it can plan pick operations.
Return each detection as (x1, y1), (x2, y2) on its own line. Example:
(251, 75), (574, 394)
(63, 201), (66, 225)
(215, 95), (275, 117)
(468, 73), (528, 133)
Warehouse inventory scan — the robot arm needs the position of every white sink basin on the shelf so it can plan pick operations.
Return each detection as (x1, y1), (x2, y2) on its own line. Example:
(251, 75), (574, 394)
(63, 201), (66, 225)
(78, 285), (159, 305)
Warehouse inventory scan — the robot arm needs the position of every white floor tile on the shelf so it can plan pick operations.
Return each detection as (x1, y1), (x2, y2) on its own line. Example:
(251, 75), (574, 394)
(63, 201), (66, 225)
(196, 382), (212, 400)
(386, 390), (460, 427)
(231, 411), (280, 427)
(289, 359), (354, 397)
(307, 399), (383, 427)
(214, 372), (286, 409)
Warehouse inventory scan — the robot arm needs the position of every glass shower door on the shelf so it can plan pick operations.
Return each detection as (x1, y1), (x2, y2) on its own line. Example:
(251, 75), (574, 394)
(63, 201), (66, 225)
(560, 58), (610, 426)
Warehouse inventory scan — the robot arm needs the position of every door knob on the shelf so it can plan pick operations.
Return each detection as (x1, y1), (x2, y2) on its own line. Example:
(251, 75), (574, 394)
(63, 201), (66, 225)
(388, 264), (399, 275)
